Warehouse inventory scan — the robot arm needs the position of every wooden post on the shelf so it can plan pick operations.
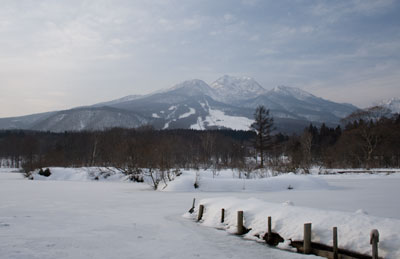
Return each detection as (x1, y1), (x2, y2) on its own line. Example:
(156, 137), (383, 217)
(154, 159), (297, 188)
(304, 223), (312, 254)
(370, 229), (379, 259)
(333, 227), (338, 259)
(267, 216), (272, 243)
(221, 208), (225, 223)
(197, 205), (204, 221)
(237, 211), (244, 235)
(188, 198), (196, 213)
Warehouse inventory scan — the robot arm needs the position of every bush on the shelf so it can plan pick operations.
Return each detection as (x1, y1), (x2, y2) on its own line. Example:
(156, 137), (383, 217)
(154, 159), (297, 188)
(38, 168), (51, 177)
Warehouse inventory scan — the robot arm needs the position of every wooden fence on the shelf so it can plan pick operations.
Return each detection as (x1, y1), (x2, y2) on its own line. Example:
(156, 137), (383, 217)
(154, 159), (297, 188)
(190, 199), (382, 259)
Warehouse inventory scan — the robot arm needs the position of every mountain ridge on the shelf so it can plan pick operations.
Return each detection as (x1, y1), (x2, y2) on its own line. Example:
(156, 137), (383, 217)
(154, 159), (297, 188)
(0, 75), (363, 133)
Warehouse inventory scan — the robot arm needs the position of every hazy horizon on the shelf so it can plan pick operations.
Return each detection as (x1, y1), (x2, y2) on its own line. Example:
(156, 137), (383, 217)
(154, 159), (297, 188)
(1, 0), (399, 117)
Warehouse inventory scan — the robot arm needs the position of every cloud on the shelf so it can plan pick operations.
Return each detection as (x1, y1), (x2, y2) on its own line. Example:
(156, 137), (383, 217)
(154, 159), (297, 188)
(240, 0), (260, 6)
(310, 0), (395, 23)
(0, 0), (399, 116)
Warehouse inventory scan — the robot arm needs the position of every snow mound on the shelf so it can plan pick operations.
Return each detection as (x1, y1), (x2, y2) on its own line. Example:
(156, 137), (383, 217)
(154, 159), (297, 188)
(163, 170), (331, 192)
(186, 197), (400, 259)
(31, 167), (127, 182)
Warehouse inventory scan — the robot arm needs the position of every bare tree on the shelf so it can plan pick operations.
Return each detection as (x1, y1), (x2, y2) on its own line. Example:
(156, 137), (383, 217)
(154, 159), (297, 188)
(341, 106), (389, 169)
(300, 131), (313, 173)
(341, 105), (392, 125)
(250, 105), (274, 167)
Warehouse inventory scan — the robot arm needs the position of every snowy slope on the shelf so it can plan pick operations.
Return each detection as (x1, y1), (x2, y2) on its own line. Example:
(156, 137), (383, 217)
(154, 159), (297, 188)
(190, 100), (253, 130)
(0, 111), (57, 130)
(379, 97), (400, 113)
(161, 79), (218, 99)
(239, 85), (357, 123)
(31, 107), (149, 132)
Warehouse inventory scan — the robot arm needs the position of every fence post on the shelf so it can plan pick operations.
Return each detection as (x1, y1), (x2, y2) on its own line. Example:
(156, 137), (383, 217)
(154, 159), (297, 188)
(267, 216), (272, 243)
(197, 205), (204, 221)
(237, 211), (244, 235)
(333, 227), (338, 259)
(188, 198), (196, 213)
(304, 223), (312, 254)
(221, 208), (225, 223)
(370, 229), (379, 259)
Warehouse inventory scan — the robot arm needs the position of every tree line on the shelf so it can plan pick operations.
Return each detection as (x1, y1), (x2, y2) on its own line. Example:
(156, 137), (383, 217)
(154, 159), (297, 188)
(1, 106), (399, 175)
(0, 127), (254, 173)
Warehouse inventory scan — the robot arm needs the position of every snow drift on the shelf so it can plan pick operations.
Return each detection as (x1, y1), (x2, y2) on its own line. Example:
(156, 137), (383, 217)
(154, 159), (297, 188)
(163, 170), (331, 192)
(185, 197), (400, 258)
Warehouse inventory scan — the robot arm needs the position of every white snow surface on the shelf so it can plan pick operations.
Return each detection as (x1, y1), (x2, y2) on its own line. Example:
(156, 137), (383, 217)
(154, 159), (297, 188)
(164, 170), (330, 192)
(0, 171), (314, 259)
(179, 107), (196, 119)
(210, 75), (267, 102)
(190, 106), (254, 130)
(2, 168), (400, 258)
(168, 105), (177, 111)
(186, 197), (400, 258)
(380, 97), (400, 113)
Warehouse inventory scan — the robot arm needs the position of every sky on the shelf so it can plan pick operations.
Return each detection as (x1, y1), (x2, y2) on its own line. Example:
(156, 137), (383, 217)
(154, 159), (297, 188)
(0, 0), (399, 117)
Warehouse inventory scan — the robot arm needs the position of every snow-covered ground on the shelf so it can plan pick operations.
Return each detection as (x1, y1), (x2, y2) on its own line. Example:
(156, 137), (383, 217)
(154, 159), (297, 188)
(187, 197), (400, 258)
(1, 168), (400, 258)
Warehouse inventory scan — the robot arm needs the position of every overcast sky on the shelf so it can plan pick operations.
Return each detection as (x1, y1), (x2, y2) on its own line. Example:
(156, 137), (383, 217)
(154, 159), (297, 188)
(1, 0), (399, 117)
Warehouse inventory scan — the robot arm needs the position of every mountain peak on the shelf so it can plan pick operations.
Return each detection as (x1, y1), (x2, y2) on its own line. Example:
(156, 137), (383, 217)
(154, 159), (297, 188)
(165, 79), (216, 97)
(171, 79), (210, 90)
(212, 75), (263, 89)
(210, 75), (266, 102)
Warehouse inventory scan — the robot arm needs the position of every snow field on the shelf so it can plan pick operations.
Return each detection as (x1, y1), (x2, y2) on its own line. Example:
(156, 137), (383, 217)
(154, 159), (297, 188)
(164, 171), (331, 192)
(185, 197), (400, 258)
(3, 167), (400, 258)
(190, 100), (253, 130)
(30, 167), (332, 193)
(0, 172), (315, 259)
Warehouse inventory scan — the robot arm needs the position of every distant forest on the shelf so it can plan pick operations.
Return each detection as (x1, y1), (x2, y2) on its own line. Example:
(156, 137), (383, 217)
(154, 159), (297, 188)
(1, 113), (399, 173)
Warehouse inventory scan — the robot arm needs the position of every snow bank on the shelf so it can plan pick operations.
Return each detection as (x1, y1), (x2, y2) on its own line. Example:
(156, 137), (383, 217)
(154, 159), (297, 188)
(309, 166), (400, 175)
(31, 167), (128, 182)
(164, 170), (331, 192)
(0, 168), (20, 173)
(185, 197), (400, 258)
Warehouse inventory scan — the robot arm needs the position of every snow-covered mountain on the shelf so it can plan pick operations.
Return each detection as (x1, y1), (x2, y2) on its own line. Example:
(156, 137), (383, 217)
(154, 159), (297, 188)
(210, 75), (267, 102)
(379, 97), (400, 114)
(237, 85), (357, 123)
(0, 75), (360, 133)
(30, 107), (150, 132)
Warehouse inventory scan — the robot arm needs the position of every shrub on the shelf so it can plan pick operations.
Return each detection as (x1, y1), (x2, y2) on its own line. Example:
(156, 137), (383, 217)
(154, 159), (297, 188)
(38, 168), (51, 177)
